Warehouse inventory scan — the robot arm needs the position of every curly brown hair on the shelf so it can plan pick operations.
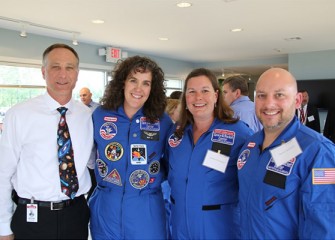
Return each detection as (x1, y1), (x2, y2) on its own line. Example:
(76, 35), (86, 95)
(100, 55), (167, 122)
(175, 68), (237, 138)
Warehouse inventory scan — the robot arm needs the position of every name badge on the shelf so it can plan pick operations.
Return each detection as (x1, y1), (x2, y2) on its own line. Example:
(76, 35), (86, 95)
(308, 115), (315, 122)
(202, 149), (229, 173)
(270, 137), (302, 167)
(26, 204), (38, 223)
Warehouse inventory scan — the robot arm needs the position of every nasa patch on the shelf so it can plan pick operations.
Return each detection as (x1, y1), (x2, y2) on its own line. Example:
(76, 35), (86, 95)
(211, 129), (235, 145)
(266, 157), (296, 176)
(103, 169), (122, 186)
(96, 159), (108, 177)
(129, 169), (149, 189)
(247, 142), (256, 148)
(131, 144), (147, 165)
(100, 122), (117, 140)
(237, 149), (250, 170)
(104, 116), (117, 122)
(168, 133), (182, 147)
(149, 161), (160, 174)
(140, 117), (160, 131)
(105, 142), (123, 161)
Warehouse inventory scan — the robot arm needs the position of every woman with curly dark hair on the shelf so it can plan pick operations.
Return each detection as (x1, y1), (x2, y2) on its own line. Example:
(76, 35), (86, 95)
(166, 68), (253, 239)
(89, 56), (172, 239)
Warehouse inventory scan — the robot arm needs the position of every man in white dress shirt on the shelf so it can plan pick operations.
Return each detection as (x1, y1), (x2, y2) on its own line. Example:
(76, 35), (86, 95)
(0, 43), (93, 239)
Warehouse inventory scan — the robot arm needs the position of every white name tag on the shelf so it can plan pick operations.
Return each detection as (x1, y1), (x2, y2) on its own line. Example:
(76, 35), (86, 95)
(270, 137), (302, 167)
(308, 115), (315, 122)
(202, 149), (229, 173)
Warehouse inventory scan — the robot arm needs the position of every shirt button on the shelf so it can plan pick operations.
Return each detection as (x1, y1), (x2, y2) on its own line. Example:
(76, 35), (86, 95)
(133, 133), (137, 138)
(136, 119), (140, 123)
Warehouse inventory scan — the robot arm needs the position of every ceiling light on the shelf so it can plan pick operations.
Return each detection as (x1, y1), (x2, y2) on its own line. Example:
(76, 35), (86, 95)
(158, 37), (169, 41)
(91, 19), (105, 24)
(72, 33), (78, 46)
(230, 28), (243, 32)
(20, 29), (27, 38)
(19, 23), (28, 38)
(177, 2), (192, 8)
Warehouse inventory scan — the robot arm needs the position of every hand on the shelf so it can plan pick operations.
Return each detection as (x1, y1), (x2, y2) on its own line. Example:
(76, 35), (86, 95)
(0, 234), (14, 240)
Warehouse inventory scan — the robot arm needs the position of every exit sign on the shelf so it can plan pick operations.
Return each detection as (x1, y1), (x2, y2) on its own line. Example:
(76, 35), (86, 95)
(106, 47), (122, 63)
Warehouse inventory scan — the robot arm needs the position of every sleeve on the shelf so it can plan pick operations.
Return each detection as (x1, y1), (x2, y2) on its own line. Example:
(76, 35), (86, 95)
(299, 142), (335, 239)
(0, 111), (20, 236)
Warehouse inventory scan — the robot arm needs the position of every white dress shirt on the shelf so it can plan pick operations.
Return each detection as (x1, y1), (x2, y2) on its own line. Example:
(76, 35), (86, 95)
(0, 92), (93, 236)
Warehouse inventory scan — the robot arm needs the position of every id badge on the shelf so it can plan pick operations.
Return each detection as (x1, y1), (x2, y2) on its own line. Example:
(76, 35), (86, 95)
(202, 149), (229, 173)
(26, 204), (38, 223)
(130, 144), (147, 165)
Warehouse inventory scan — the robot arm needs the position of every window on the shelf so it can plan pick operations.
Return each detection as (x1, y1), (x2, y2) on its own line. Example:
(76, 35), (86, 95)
(0, 63), (107, 124)
(165, 78), (183, 96)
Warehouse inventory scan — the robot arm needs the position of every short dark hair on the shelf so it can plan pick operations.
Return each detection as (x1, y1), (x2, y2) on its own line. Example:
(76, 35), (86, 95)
(170, 90), (182, 100)
(223, 75), (249, 96)
(42, 43), (79, 66)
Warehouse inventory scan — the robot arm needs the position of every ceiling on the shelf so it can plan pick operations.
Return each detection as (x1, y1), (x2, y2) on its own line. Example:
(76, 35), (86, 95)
(1, 0), (335, 78)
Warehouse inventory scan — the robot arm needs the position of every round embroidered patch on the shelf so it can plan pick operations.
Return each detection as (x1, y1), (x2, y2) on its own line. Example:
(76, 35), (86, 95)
(100, 122), (117, 140)
(168, 133), (182, 147)
(237, 149), (250, 170)
(129, 169), (149, 189)
(105, 142), (123, 161)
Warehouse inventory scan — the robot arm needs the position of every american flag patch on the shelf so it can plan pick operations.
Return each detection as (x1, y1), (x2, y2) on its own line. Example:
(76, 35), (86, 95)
(312, 168), (335, 184)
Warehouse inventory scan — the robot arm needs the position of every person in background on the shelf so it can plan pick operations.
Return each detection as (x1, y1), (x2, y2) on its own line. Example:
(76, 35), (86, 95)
(79, 87), (100, 112)
(222, 75), (262, 133)
(166, 68), (253, 239)
(89, 56), (173, 239)
(166, 98), (181, 123)
(79, 87), (99, 201)
(0, 43), (93, 239)
(296, 89), (320, 132)
(237, 68), (335, 239)
(162, 97), (181, 238)
(169, 90), (182, 100)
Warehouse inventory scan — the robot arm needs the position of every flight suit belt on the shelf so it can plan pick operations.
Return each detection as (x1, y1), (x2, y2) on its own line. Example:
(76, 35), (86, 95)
(97, 185), (161, 196)
(17, 195), (84, 210)
(170, 196), (221, 211)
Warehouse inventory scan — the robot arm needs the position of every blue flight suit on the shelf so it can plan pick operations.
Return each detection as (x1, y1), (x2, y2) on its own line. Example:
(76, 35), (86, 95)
(89, 106), (172, 239)
(237, 116), (335, 239)
(166, 118), (253, 239)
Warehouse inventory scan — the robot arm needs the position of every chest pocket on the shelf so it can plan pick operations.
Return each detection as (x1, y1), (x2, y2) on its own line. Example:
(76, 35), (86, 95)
(263, 173), (300, 210)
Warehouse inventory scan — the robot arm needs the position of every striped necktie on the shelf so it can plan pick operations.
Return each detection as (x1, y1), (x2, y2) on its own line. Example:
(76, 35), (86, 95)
(299, 107), (305, 124)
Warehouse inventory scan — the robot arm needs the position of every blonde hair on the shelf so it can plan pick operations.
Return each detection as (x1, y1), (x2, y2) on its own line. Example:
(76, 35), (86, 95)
(166, 98), (180, 117)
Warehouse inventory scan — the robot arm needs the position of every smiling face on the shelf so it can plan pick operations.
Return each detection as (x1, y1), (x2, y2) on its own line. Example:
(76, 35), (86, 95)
(185, 75), (218, 122)
(123, 70), (152, 118)
(42, 47), (79, 104)
(255, 68), (302, 135)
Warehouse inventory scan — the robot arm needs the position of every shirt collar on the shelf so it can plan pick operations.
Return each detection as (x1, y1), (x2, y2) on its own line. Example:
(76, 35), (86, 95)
(43, 92), (74, 113)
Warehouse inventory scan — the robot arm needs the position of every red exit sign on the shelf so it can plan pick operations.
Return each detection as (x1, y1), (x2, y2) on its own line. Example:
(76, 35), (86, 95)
(106, 47), (121, 63)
